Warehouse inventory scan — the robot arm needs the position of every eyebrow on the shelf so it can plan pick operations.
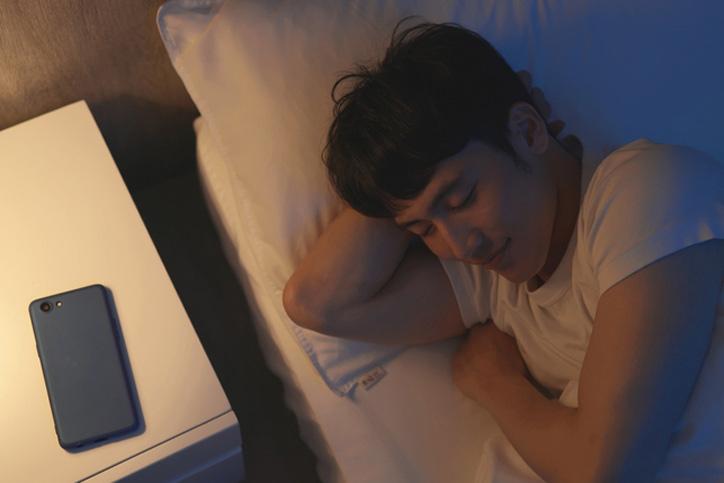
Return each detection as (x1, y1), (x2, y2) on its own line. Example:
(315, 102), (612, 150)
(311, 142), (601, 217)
(398, 176), (462, 229)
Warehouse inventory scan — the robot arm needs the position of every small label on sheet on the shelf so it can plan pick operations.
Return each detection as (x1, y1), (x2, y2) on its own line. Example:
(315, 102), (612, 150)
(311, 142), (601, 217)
(359, 366), (387, 391)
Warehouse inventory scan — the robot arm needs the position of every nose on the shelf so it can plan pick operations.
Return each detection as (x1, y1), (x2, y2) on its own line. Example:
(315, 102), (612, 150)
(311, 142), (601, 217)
(439, 222), (486, 261)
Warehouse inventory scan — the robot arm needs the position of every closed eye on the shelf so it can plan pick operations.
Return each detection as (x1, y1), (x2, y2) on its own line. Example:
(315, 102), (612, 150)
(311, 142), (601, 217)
(450, 189), (475, 211)
(419, 189), (476, 237)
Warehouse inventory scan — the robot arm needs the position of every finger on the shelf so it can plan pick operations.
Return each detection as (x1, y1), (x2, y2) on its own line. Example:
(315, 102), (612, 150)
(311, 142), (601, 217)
(470, 323), (488, 337)
(531, 87), (551, 119)
(517, 70), (532, 93)
(548, 119), (565, 137)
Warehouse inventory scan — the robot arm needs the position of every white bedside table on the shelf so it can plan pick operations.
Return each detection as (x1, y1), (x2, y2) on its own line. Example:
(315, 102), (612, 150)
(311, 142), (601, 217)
(0, 101), (244, 482)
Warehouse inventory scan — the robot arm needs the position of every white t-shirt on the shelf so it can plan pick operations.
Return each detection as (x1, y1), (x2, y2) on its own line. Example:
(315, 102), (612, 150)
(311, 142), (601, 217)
(441, 138), (724, 480)
(442, 138), (723, 395)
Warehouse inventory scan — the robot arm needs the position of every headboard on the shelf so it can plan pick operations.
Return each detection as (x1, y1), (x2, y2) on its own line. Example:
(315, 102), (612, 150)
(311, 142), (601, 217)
(0, 0), (197, 191)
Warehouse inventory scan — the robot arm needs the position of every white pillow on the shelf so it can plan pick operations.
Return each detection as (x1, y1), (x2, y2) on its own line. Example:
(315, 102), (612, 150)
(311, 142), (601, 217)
(157, 0), (724, 394)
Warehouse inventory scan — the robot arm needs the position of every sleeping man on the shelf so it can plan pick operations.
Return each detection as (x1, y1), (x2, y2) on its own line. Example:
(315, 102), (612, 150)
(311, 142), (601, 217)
(282, 19), (724, 482)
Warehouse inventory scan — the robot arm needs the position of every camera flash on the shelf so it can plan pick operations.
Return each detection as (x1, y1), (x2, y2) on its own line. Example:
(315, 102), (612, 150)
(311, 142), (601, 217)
(56, 301), (62, 307)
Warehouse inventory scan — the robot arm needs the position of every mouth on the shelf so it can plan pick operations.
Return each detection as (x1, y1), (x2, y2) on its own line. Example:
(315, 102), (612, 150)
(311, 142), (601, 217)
(483, 238), (510, 268)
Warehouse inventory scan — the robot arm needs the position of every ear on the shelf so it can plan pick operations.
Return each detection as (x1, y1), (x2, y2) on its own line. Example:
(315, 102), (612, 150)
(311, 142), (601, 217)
(507, 102), (549, 155)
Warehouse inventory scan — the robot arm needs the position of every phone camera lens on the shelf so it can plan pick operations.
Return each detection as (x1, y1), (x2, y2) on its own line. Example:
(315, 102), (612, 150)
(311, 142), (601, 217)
(40, 302), (52, 312)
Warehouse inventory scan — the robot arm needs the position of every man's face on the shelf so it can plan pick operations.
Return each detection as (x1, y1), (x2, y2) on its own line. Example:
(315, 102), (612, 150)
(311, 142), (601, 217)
(393, 139), (557, 284)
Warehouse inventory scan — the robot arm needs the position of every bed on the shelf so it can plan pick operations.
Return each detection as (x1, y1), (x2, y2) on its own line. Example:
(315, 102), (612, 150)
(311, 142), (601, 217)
(156, 1), (724, 481)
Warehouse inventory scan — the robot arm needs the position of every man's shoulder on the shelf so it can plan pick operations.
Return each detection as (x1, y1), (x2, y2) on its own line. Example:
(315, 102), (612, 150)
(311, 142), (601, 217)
(583, 138), (723, 211)
(576, 140), (723, 295)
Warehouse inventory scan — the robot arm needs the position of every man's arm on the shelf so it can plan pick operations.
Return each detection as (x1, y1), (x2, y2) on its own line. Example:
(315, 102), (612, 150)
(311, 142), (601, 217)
(454, 239), (724, 482)
(283, 206), (466, 345)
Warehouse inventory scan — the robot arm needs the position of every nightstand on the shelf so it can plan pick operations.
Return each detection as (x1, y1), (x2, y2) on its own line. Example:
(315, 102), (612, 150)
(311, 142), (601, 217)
(0, 101), (243, 482)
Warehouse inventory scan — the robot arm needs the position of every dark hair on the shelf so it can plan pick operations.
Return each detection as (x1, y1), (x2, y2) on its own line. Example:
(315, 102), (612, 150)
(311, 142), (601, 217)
(323, 17), (540, 218)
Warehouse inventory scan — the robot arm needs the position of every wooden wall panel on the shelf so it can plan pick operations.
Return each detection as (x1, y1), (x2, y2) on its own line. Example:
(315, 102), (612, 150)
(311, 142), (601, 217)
(0, 0), (199, 189)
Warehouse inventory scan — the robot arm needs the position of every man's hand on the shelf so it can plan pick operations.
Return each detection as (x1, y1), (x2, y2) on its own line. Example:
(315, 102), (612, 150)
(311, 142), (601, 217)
(452, 321), (529, 407)
(517, 70), (583, 161)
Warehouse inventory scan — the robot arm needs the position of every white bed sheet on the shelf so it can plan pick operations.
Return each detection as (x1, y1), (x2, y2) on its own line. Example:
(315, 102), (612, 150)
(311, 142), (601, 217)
(193, 116), (510, 483)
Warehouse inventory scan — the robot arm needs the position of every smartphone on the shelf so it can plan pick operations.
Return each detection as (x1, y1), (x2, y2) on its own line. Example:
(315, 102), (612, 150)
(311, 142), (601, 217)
(29, 284), (139, 450)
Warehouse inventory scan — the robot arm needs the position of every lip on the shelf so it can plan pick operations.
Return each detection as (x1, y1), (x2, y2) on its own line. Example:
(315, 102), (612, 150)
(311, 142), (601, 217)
(484, 238), (509, 269)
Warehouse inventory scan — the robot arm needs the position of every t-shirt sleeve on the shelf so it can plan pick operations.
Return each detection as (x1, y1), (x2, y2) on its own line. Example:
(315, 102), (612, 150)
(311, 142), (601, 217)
(582, 142), (724, 296)
(438, 257), (493, 328)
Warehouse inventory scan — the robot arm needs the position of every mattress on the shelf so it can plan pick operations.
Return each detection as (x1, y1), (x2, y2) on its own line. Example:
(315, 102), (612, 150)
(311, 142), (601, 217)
(193, 116), (504, 483)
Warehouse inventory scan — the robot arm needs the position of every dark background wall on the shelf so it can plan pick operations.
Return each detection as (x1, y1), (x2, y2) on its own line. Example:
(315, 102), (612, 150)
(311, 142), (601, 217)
(0, 0), (198, 190)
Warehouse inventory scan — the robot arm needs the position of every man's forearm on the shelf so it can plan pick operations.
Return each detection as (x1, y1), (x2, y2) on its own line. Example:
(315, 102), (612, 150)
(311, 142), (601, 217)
(283, 206), (413, 328)
(481, 376), (599, 483)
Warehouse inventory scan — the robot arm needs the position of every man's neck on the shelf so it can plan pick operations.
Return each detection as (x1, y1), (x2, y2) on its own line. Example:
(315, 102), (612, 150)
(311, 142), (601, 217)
(531, 141), (582, 288)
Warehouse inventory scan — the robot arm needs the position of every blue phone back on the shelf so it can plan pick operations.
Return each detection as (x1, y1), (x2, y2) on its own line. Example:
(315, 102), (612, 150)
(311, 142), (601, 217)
(29, 284), (138, 449)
